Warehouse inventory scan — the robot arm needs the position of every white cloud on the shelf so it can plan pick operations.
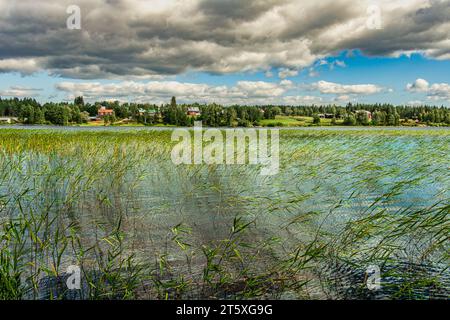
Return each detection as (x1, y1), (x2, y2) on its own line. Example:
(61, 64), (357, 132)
(0, 58), (42, 75)
(265, 70), (274, 78)
(335, 95), (353, 102)
(280, 80), (295, 88)
(55, 79), (346, 105)
(406, 78), (430, 92)
(282, 95), (323, 105)
(63, 78), (394, 106)
(278, 68), (299, 79)
(55, 80), (291, 105)
(308, 68), (319, 77)
(311, 80), (383, 95)
(406, 78), (450, 101)
(0, 85), (42, 97)
(428, 83), (450, 101)
(335, 60), (347, 68)
(407, 100), (424, 106)
(235, 81), (287, 97)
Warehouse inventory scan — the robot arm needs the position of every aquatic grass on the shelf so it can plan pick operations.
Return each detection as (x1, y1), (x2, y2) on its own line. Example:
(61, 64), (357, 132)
(0, 128), (448, 299)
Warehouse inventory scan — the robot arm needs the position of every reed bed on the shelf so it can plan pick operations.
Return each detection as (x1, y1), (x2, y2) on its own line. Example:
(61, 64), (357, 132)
(0, 128), (448, 300)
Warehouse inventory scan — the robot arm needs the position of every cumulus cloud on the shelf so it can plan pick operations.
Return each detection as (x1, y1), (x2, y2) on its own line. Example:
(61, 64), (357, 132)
(55, 80), (294, 105)
(0, 86), (43, 97)
(0, 58), (42, 75)
(278, 68), (299, 79)
(329, 60), (346, 70)
(265, 70), (274, 78)
(334, 60), (347, 68)
(407, 100), (424, 106)
(282, 95), (323, 105)
(0, 0), (448, 79)
(406, 78), (430, 92)
(335, 95), (353, 102)
(52, 78), (387, 106)
(406, 78), (450, 101)
(280, 79), (295, 88)
(56, 78), (368, 105)
(310, 80), (383, 95)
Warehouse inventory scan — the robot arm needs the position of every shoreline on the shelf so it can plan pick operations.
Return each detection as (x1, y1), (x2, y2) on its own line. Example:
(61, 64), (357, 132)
(1, 124), (450, 131)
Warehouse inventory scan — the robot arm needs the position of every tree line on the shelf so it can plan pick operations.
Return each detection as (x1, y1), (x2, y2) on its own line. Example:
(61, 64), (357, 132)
(1, 97), (449, 126)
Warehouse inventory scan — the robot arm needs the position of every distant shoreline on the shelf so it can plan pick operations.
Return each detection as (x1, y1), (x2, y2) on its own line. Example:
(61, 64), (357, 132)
(1, 124), (449, 131)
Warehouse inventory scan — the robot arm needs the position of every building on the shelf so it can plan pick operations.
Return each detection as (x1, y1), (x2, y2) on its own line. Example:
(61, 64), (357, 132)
(356, 110), (372, 121)
(318, 113), (337, 119)
(138, 108), (157, 116)
(97, 106), (114, 118)
(0, 117), (18, 124)
(187, 107), (201, 117)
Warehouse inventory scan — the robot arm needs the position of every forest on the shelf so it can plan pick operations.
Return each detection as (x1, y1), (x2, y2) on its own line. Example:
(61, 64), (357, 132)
(1, 96), (449, 127)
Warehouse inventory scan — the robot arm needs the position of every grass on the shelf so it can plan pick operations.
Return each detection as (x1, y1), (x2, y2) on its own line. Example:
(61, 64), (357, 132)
(79, 121), (175, 127)
(0, 128), (448, 300)
(260, 116), (344, 127)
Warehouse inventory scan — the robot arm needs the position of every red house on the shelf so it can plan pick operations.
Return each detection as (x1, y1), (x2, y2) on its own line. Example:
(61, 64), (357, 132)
(187, 107), (201, 117)
(356, 110), (372, 121)
(98, 106), (114, 118)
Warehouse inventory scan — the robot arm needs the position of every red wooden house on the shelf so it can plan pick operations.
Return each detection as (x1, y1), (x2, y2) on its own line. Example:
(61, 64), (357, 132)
(97, 106), (114, 118)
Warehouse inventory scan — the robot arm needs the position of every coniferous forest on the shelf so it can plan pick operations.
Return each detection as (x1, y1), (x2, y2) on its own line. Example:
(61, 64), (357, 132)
(1, 96), (449, 127)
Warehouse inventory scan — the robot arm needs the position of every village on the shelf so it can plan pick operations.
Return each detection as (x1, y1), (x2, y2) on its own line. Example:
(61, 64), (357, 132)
(89, 105), (201, 125)
(1, 96), (449, 127)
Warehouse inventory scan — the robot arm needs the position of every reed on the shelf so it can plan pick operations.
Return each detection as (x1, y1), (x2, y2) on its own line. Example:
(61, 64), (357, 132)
(0, 128), (448, 299)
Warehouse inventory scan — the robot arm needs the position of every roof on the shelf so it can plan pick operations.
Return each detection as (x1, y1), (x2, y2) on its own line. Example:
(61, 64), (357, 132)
(138, 108), (156, 113)
(98, 106), (114, 112)
(0, 116), (18, 120)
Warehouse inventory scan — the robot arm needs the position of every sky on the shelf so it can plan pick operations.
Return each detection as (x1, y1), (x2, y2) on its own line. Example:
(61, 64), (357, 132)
(0, 0), (449, 106)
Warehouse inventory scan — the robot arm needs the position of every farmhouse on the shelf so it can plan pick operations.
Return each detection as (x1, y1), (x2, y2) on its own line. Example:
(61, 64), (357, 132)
(356, 110), (372, 121)
(187, 107), (201, 116)
(97, 106), (114, 118)
(0, 117), (19, 124)
(318, 113), (336, 119)
(138, 108), (157, 116)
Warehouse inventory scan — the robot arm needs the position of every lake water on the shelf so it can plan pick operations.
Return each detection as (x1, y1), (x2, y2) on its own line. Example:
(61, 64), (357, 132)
(0, 127), (448, 299)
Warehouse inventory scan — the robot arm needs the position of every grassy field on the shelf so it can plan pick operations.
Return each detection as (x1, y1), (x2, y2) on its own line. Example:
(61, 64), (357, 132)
(0, 128), (448, 300)
(260, 115), (344, 127)
(75, 115), (342, 127)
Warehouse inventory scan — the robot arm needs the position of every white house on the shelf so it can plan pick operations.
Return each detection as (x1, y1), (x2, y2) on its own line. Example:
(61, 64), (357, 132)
(0, 117), (19, 124)
(187, 107), (201, 116)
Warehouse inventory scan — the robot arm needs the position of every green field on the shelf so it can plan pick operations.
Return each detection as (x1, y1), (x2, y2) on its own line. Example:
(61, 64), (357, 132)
(260, 115), (344, 127)
(74, 115), (344, 128)
(0, 128), (448, 299)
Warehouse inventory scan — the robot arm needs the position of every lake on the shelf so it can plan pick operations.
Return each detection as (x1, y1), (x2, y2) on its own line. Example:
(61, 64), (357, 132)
(0, 127), (448, 299)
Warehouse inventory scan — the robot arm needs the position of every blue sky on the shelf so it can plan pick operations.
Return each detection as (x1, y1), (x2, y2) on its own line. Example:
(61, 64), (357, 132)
(0, 0), (449, 106)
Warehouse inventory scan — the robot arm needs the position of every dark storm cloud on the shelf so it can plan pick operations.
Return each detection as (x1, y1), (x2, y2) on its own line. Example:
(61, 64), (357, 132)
(0, 0), (448, 79)
(333, 0), (450, 58)
(198, 0), (283, 21)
